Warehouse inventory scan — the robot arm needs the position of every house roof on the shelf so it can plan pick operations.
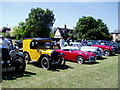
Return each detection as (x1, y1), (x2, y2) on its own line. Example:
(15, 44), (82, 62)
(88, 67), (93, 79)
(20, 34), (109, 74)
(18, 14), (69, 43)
(57, 27), (74, 35)
(111, 30), (120, 34)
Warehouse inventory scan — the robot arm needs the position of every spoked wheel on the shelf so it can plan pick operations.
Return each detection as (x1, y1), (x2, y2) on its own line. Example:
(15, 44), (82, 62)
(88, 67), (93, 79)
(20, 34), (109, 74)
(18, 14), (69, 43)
(13, 55), (26, 72)
(58, 57), (66, 66)
(76, 56), (84, 64)
(41, 57), (50, 70)
(104, 50), (110, 56)
(24, 53), (31, 64)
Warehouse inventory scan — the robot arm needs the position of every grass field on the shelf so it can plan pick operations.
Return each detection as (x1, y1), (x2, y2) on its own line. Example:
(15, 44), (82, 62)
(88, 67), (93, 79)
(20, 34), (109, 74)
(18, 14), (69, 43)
(2, 54), (119, 88)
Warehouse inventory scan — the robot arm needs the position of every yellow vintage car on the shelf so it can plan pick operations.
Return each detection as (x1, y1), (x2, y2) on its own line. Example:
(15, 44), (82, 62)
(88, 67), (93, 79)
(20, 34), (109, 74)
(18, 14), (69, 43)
(23, 38), (65, 70)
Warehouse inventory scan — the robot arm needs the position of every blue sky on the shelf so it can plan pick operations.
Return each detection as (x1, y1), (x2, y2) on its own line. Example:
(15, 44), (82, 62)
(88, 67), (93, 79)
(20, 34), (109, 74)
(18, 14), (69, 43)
(0, 2), (118, 32)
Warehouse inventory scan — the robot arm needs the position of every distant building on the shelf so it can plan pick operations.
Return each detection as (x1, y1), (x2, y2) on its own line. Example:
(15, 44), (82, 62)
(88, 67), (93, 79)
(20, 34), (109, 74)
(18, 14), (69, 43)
(111, 30), (120, 41)
(0, 27), (11, 33)
(54, 25), (75, 38)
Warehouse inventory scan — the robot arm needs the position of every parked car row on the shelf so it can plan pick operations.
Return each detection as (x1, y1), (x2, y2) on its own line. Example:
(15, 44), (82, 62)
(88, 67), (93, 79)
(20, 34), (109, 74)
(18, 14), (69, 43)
(87, 40), (118, 56)
(1, 38), (119, 73)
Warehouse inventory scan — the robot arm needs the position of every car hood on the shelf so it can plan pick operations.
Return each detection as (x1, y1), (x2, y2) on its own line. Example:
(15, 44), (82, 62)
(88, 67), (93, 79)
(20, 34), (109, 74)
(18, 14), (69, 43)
(40, 49), (54, 56)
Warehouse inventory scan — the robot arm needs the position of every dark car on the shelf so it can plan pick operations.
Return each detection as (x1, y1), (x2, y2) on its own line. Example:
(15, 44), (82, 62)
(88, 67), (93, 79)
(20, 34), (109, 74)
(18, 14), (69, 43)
(15, 40), (23, 51)
(1, 46), (26, 73)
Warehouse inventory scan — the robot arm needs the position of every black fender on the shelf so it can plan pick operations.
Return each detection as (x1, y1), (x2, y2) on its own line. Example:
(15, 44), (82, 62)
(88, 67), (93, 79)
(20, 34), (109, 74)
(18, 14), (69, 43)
(39, 54), (51, 61)
(23, 51), (29, 56)
(16, 53), (25, 58)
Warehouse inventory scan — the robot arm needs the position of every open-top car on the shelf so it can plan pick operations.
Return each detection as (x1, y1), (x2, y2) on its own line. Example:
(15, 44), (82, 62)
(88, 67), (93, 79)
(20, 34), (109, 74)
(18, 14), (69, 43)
(1, 46), (26, 73)
(80, 46), (103, 59)
(55, 46), (97, 64)
(23, 38), (65, 70)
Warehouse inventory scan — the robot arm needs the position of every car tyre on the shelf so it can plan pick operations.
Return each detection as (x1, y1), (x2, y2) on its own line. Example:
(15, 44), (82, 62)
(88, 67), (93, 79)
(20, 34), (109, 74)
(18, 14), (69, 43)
(104, 50), (110, 56)
(76, 56), (84, 64)
(58, 57), (66, 66)
(13, 55), (26, 72)
(112, 49), (116, 55)
(24, 52), (31, 64)
(41, 57), (51, 70)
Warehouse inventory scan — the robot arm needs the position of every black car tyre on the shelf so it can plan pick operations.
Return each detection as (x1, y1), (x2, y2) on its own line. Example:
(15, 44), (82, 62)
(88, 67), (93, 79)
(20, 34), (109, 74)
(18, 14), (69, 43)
(76, 56), (84, 64)
(58, 57), (66, 66)
(112, 49), (116, 55)
(24, 52), (31, 64)
(41, 57), (50, 70)
(13, 55), (26, 72)
(104, 50), (110, 56)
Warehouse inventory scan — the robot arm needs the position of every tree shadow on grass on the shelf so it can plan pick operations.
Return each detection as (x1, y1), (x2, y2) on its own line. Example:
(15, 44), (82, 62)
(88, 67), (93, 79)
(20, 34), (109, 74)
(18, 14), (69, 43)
(28, 61), (74, 72)
(97, 57), (107, 60)
(50, 64), (74, 72)
(2, 71), (36, 80)
(108, 54), (118, 57)
(84, 62), (100, 65)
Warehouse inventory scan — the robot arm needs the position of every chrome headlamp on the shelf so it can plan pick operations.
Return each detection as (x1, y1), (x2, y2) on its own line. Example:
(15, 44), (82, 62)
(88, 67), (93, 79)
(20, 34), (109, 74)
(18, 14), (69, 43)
(85, 52), (89, 56)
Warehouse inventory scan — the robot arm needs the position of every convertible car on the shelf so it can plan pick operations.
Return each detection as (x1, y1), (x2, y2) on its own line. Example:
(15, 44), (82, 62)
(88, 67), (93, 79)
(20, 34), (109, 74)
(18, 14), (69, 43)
(55, 46), (97, 64)
(80, 46), (103, 59)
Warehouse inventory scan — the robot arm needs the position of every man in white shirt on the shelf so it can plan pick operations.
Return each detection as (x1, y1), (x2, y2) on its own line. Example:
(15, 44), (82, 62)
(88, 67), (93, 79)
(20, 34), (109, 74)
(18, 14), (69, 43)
(0, 35), (10, 49)
(59, 37), (64, 49)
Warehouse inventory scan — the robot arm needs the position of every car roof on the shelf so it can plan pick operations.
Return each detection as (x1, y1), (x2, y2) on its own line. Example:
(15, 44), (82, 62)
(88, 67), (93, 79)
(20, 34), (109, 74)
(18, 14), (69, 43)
(24, 38), (52, 41)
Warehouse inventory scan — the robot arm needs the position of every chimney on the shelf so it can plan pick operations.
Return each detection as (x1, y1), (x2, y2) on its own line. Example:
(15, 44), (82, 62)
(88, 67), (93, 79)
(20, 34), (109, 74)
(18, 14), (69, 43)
(64, 25), (67, 29)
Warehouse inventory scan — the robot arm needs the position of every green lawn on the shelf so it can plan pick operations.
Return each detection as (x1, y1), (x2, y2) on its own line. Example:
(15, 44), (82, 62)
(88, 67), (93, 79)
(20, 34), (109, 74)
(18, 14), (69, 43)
(2, 54), (119, 88)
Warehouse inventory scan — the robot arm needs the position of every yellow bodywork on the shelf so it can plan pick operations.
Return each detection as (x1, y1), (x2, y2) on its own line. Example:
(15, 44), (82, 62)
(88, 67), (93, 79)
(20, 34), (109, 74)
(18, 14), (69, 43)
(23, 38), (53, 61)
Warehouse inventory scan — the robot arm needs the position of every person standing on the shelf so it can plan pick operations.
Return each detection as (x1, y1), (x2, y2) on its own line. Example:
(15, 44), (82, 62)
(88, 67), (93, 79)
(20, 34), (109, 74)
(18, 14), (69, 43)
(66, 37), (71, 46)
(0, 35), (10, 49)
(59, 37), (65, 49)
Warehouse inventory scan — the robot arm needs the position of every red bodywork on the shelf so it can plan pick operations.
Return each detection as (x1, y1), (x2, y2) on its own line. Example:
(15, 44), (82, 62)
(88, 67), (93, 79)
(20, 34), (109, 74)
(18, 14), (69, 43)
(55, 50), (96, 62)
(92, 45), (113, 53)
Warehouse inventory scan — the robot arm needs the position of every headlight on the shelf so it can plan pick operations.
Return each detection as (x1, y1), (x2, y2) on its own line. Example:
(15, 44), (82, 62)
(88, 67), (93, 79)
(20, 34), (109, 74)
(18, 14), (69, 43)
(1, 61), (4, 64)
(85, 52), (88, 56)
(7, 60), (10, 63)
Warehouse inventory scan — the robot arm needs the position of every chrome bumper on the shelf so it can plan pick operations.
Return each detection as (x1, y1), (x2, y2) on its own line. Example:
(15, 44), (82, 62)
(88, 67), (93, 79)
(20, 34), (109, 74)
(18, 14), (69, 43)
(96, 54), (103, 57)
(85, 56), (96, 63)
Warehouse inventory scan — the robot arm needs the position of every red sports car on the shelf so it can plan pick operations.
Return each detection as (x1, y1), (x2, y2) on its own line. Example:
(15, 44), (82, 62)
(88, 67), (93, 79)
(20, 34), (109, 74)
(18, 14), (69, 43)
(92, 45), (116, 56)
(55, 46), (97, 64)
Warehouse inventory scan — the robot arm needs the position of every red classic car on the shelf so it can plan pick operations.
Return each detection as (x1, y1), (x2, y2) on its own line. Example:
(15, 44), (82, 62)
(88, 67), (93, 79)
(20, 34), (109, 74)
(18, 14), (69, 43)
(55, 46), (97, 64)
(92, 45), (115, 56)
(87, 40), (116, 56)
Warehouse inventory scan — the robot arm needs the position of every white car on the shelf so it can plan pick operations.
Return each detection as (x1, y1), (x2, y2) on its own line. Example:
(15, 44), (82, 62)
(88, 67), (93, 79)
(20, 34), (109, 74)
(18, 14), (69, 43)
(80, 46), (103, 59)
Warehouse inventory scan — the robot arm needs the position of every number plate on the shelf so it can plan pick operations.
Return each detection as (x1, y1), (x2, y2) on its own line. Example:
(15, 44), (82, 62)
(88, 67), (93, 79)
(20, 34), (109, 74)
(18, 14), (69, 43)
(2, 67), (16, 72)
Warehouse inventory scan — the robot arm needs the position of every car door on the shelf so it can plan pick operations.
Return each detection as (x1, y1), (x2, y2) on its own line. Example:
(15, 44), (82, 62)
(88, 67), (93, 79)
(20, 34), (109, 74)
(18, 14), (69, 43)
(62, 49), (75, 61)
(29, 40), (40, 61)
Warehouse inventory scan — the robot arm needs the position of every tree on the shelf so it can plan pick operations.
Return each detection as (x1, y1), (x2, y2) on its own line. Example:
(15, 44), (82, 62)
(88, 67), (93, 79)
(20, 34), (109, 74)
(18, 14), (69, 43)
(74, 16), (111, 40)
(26, 8), (55, 38)
(10, 22), (28, 40)
(10, 8), (55, 39)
